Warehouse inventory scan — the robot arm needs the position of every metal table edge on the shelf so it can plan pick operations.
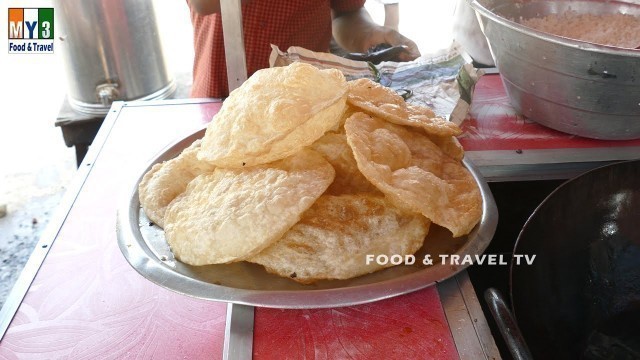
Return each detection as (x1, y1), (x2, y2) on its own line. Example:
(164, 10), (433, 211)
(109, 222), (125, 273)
(438, 271), (501, 360)
(120, 97), (223, 108)
(0, 102), (125, 341)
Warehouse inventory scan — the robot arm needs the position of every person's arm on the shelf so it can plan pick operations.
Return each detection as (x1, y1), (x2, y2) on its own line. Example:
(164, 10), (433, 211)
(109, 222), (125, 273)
(332, 7), (420, 61)
(189, 0), (251, 15)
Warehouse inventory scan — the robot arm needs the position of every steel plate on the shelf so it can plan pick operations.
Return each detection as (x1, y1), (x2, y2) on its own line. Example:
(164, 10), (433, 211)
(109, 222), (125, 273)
(117, 128), (498, 308)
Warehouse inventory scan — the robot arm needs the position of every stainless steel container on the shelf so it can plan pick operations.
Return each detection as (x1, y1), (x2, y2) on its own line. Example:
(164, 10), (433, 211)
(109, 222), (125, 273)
(117, 128), (499, 309)
(55, 0), (175, 115)
(470, 0), (640, 140)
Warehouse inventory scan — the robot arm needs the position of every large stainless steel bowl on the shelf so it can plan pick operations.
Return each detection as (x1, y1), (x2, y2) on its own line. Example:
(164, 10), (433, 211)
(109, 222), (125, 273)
(470, 0), (640, 140)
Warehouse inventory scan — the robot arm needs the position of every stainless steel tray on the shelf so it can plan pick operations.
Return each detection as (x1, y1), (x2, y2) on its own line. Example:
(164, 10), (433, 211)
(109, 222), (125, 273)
(117, 128), (498, 308)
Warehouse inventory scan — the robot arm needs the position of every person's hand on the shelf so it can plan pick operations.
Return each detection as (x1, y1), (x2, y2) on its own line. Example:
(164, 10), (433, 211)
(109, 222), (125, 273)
(359, 25), (420, 62)
(333, 8), (420, 62)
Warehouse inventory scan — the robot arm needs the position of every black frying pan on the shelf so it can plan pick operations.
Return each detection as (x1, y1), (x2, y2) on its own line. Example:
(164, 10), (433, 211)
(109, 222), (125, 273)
(486, 159), (640, 359)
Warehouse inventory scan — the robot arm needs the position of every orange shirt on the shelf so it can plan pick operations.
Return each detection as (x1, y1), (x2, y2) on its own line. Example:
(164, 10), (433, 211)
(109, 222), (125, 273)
(188, 0), (365, 98)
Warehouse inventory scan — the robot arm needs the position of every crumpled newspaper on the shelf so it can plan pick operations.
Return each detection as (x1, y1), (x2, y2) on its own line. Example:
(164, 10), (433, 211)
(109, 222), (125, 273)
(269, 43), (481, 125)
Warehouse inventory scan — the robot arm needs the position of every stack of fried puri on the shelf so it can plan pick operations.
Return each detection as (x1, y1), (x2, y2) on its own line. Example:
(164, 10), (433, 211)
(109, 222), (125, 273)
(138, 62), (482, 284)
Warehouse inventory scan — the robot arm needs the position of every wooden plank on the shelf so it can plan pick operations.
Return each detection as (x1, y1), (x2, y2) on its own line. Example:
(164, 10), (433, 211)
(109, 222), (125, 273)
(253, 287), (459, 359)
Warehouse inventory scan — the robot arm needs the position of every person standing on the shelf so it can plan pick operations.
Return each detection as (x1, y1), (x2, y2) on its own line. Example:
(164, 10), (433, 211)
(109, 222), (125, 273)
(187, 0), (420, 98)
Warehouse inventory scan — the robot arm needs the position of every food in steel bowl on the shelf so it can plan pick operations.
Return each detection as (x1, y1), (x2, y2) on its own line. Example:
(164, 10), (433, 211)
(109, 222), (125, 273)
(470, 0), (640, 140)
(521, 11), (640, 49)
